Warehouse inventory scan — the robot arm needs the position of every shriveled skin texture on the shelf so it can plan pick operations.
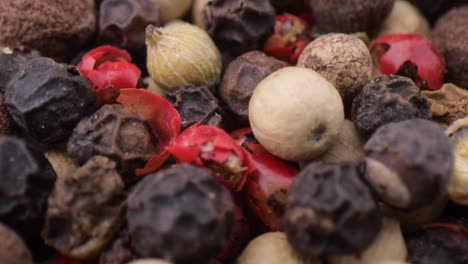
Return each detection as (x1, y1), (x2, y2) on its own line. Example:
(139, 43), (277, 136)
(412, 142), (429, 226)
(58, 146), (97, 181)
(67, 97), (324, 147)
(5, 58), (98, 145)
(432, 6), (468, 88)
(0, 136), (56, 237)
(364, 119), (453, 210)
(99, 0), (161, 52)
(166, 86), (224, 129)
(127, 164), (234, 264)
(0, 224), (33, 264)
(309, 0), (394, 35)
(351, 75), (431, 138)
(0, 53), (19, 93)
(284, 161), (382, 258)
(0, 0), (96, 61)
(298, 33), (372, 112)
(68, 104), (158, 183)
(43, 156), (125, 259)
(219, 51), (287, 123)
(422, 83), (468, 127)
(204, 0), (276, 65)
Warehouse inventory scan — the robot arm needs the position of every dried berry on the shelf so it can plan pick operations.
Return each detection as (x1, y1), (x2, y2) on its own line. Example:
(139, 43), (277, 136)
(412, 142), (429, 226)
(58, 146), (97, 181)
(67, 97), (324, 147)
(284, 161), (382, 258)
(432, 6), (468, 88)
(423, 83), (468, 127)
(351, 75), (431, 138)
(217, 202), (250, 260)
(309, 0), (394, 35)
(318, 120), (364, 163)
(0, 224), (33, 264)
(0, 136), (56, 236)
(45, 149), (78, 179)
(153, 0), (193, 23)
(0, 0), (96, 61)
(146, 23), (222, 92)
(166, 86), (224, 129)
(126, 164), (234, 263)
(364, 119), (453, 210)
(407, 222), (468, 264)
(167, 125), (256, 191)
(99, 0), (161, 52)
(370, 34), (445, 91)
(0, 93), (14, 135)
(378, 0), (430, 37)
(249, 67), (344, 161)
(219, 51), (287, 123)
(43, 156), (125, 259)
(0, 52), (19, 92)
(67, 104), (159, 183)
(204, 0), (276, 64)
(446, 117), (468, 205)
(298, 33), (372, 112)
(99, 232), (135, 264)
(5, 57), (98, 144)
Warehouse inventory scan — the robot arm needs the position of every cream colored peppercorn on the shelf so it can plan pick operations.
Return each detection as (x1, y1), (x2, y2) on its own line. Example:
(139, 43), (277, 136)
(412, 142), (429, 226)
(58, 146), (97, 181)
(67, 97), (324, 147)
(378, 0), (430, 36)
(249, 67), (344, 162)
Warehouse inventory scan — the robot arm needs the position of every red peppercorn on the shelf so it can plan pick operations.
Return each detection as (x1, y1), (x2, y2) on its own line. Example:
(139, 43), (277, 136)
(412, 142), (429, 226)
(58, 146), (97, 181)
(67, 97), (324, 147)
(116, 88), (181, 175)
(167, 125), (256, 191)
(369, 34), (445, 91)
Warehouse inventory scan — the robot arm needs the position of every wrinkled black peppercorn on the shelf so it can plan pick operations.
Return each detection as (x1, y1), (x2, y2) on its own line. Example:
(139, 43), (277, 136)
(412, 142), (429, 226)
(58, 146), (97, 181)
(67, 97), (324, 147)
(219, 51), (287, 123)
(43, 156), (125, 259)
(0, 224), (34, 264)
(309, 0), (394, 34)
(0, 136), (56, 236)
(127, 164), (234, 263)
(351, 75), (431, 138)
(204, 0), (276, 65)
(0, 52), (19, 92)
(364, 119), (453, 210)
(67, 104), (158, 183)
(284, 161), (382, 258)
(407, 222), (468, 264)
(166, 86), (224, 129)
(4, 57), (98, 145)
(99, 0), (161, 52)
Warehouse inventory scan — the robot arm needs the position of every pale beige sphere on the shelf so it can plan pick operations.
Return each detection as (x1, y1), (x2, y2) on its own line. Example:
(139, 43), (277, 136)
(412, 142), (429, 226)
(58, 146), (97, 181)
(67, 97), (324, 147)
(151, 0), (193, 23)
(192, 0), (212, 28)
(238, 232), (322, 264)
(378, 0), (430, 36)
(249, 67), (344, 161)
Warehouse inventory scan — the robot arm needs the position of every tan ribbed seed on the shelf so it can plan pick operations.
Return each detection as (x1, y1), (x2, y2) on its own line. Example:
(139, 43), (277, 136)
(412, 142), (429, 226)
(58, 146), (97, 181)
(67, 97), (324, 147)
(146, 22), (222, 92)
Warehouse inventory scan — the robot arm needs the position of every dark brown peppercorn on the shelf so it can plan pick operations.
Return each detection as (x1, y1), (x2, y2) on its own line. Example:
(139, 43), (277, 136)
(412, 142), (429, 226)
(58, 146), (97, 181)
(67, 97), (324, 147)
(284, 161), (382, 258)
(0, 93), (14, 135)
(204, 0), (276, 65)
(0, 224), (34, 264)
(407, 222), (468, 264)
(219, 51), (287, 123)
(99, 0), (161, 52)
(165, 86), (224, 129)
(309, 0), (394, 35)
(43, 156), (125, 259)
(67, 104), (158, 183)
(0, 136), (56, 237)
(127, 164), (234, 263)
(364, 119), (453, 210)
(432, 6), (468, 88)
(99, 231), (135, 264)
(351, 75), (431, 138)
(4, 57), (98, 145)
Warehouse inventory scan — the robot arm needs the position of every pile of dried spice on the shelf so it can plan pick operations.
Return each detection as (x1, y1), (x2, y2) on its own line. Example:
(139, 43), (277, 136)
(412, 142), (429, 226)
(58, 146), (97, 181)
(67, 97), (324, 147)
(0, 0), (468, 263)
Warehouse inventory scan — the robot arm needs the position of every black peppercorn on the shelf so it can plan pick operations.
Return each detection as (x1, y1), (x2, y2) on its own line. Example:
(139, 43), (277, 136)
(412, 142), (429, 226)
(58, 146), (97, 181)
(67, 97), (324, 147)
(0, 52), (19, 92)
(364, 119), (453, 210)
(127, 164), (234, 263)
(0, 135), (56, 237)
(219, 51), (287, 123)
(4, 57), (98, 145)
(351, 75), (431, 138)
(0, 224), (34, 264)
(67, 104), (158, 183)
(309, 0), (394, 35)
(99, 0), (161, 53)
(0, 93), (14, 135)
(165, 86), (224, 130)
(284, 161), (382, 258)
(204, 0), (276, 65)
(432, 6), (468, 88)
(42, 156), (125, 259)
